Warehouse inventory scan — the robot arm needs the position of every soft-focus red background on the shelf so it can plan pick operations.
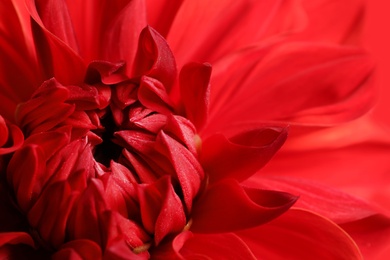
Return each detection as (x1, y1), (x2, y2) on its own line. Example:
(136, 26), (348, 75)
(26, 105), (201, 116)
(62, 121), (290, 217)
(364, 0), (390, 124)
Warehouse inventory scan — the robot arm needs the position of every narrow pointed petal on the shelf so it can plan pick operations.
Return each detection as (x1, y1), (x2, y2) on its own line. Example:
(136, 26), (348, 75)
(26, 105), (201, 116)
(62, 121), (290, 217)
(137, 176), (186, 245)
(237, 208), (363, 259)
(157, 131), (204, 211)
(244, 175), (378, 223)
(179, 62), (211, 130)
(201, 127), (287, 184)
(191, 179), (297, 233)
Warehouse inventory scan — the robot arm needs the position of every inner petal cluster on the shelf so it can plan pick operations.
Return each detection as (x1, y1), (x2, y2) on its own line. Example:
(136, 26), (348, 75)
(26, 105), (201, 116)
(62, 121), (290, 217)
(8, 56), (205, 256)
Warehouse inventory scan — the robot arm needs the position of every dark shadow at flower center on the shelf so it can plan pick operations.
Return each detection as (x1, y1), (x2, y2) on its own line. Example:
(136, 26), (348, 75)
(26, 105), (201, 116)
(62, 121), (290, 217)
(93, 112), (122, 167)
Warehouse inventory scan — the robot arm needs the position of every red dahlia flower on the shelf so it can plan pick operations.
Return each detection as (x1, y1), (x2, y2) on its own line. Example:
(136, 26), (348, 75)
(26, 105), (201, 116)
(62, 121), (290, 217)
(0, 0), (389, 259)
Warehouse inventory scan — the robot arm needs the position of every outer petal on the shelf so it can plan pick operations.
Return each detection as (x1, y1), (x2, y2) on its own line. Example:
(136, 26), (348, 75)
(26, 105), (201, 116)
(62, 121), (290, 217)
(244, 175), (378, 223)
(292, 0), (366, 44)
(237, 208), (363, 259)
(206, 42), (374, 135)
(262, 116), (390, 214)
(179, 232), (256, 260)
(190, 178), (297, 233)
(167, 0), (305, 67)
(0, 0), (41, 119)
(201, 127), (287, 184)
(145, 0), (183, 37)
(26, 0), (86, 84)
(341, 215), (390, 260)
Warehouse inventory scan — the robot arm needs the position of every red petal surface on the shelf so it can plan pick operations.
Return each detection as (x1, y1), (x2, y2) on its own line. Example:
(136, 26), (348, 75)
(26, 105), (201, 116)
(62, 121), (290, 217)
(53, 239), (102, 260)
(0, 117), (24, 155)
(179, 232), (256, 260)
(137, 176), (186, 245)
(26, 0), (86, 84)
(157, 131), (204, 211)
(207, 42), (374, 135)
(34, 0), (79, 52)
(293, 0), (366, 44)
(191, 178), (297, 233)
(167, 0), (305, 67)
(179, 62), (211, 130)
(201, 127), (287, 184)
(341, 215), (390, 260)
(101, 0), (147, 76)
(237, 208), (363, 259)
(133, 26), (177, 92)
(0, 1), (41, 120)
(244, 175), (378, 223)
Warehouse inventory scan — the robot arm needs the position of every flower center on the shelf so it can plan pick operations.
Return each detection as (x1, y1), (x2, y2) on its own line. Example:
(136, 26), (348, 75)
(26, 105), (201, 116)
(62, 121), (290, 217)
(92, 111), (122, 167)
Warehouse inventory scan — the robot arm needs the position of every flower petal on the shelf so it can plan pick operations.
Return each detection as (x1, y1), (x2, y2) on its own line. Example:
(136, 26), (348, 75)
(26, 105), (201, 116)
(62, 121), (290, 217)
(292, 0), (366, 44)
(167, 0), (305, 67)
(133, 26), (177, 92)
(179, 62), (211, 130)
(244, 175), (378, 224)
(33, 0), (79, 52)
(191, 178), (297, 233)
(237, 208), (363, 259)
(341, 214), (390, 260)
(53, 239), (102, 260)
(137, 176), (186, 245)
(26, 0), (86, 84)
(201, 127), (287, 184)
(207, 42), (374, 135)
(179, 232), (256, 259)
(102, 0), (147, 76)
(0, 116), (24, 155)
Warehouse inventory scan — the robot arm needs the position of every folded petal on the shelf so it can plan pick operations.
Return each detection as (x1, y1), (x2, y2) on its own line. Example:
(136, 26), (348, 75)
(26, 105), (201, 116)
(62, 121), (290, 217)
(0, 116), (24, 155)
(191, 178), (297, 233)
(201, 127), (287, 184)
(133, 26), (177, 92)
(237, 208), (363, 259)
(244, 175), (378, 223)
